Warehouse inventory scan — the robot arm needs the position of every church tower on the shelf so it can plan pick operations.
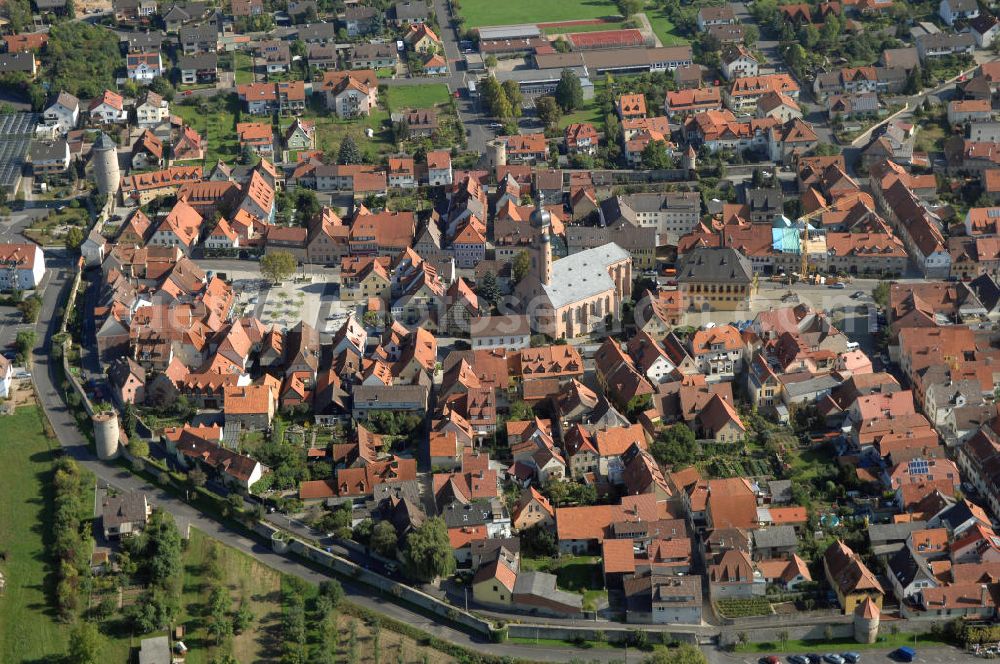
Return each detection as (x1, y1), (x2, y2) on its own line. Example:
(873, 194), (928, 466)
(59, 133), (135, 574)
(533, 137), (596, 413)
(530, 193), (552, 285)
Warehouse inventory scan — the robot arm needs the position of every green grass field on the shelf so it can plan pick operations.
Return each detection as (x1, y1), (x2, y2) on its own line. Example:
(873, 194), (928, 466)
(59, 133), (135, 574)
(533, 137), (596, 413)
(457, 0), (619, 28)
(280, 109), (394, 160)
(645, 3), (688, 45)
(385, 84), (452, 112)
(233, 50), (254, 85)
(0, 406), (68, 662)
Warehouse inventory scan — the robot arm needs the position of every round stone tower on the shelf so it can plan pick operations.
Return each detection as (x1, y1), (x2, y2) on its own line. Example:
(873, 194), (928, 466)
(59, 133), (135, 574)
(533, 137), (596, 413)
(91, 132), (121, 197)
(93, 410), (120, 460)
(486, 138), (506, 169)
(853, 596), (880, 644)
(683, 145), (697, 172)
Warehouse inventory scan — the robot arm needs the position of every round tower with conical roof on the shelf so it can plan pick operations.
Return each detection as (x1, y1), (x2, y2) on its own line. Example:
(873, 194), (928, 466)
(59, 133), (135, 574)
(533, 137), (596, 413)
(91, 132), (120, 197)
(683, 144), (697, 172)
(853, 596), (880, 644)
(530, 193), (552, 285)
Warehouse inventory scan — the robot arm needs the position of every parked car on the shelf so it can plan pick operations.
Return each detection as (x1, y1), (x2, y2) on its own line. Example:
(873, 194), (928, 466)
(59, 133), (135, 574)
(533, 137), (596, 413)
(891, 647), (915, 662)
(851, 290), (866, 298)
(789, 656), (810, 664)
(759, 657), (780, 664)
(829, 282), (846, 289)
(823, 655), (845, 664)
(841, 654), (861, 663)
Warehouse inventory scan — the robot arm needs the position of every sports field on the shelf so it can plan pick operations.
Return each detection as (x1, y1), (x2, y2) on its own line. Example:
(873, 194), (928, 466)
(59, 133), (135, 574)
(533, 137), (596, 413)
(457, 0), (619, 28)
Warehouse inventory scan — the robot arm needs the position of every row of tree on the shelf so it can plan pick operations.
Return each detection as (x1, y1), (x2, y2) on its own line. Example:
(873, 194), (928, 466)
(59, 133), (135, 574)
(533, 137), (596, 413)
(51, 457), (93, 621)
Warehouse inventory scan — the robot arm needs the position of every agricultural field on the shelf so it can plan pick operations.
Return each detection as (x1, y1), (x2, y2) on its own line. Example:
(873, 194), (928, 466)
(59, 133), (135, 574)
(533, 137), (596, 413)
(454, 0), (619, 28)
(385, 84), (452, 113)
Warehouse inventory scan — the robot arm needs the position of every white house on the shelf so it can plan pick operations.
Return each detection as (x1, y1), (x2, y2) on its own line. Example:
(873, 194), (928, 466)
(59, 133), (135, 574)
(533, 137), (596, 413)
(0, 355), (12, 399)
(470, 315), (531, 350)
(721, 45), (759, 81)
(126, 52), (164, 83)
(135, 91), (169, 127)
(80, 227), (107, 268)
(426, 150), (452, 186)
(940, 0), (979, 25)
(88, 90), (128, 124)
(0, 242), (45, 291)
(42, 91), (79, 135)
(969, 14), (1000, 48)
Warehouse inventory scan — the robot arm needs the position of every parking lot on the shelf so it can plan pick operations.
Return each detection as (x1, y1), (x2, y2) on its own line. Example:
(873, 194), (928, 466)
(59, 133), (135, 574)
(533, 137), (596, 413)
(708, 645), (985, 664)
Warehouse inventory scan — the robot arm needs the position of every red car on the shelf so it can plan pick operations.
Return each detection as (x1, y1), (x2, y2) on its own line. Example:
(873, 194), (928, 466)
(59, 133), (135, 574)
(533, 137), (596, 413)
(182, 90), (193, 96)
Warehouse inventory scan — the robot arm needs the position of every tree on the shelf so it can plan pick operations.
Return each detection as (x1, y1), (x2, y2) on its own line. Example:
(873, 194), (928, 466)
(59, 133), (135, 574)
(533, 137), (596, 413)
(642, 644), (707, 664)
(501, 79), (523, 118)
(618, 0), (643, 17)
(65, 226), (85, 251)
(338, 135), (363, 165)
(475, 272), (502, 310)
(484, 54), (498, 68)
(130, 438), (150, 459)
(17, 295), (41, 323)
(260, 251), (297, 284)
(743, 24), (759, 47)
(292, 188), (321, 226)
(650, 423), (697, 467)
(535, 95), (562, 129)
(319, 579), (344, 608)
(370, 520), (399, 557)
(511, 250), (531, 284)
(403, 517), (455, 582)
(555, 68), (584, 112)
(187, 465), (208, 489)
(67, 621), (101, 664)
(640, 140), (675, 169)
(15, 330), (34, 362)
(234, 603), (254, 634)
(872, 280), (891, 308)
(207, 585), (233, 644)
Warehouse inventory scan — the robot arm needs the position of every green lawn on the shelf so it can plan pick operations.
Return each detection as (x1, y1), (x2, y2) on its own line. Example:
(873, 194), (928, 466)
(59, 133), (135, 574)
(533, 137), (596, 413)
(385, 84), (452, 112)
(0, 406), (68, 662)
(456, 0), (619, 28)
(645, 2), (688, 45)
(173, 97), (242, 164)
(233, 50), (254, 85)
(0, 406), (130, 662)
(557, 79), (606, 130)
(280, 109), (394, 160)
